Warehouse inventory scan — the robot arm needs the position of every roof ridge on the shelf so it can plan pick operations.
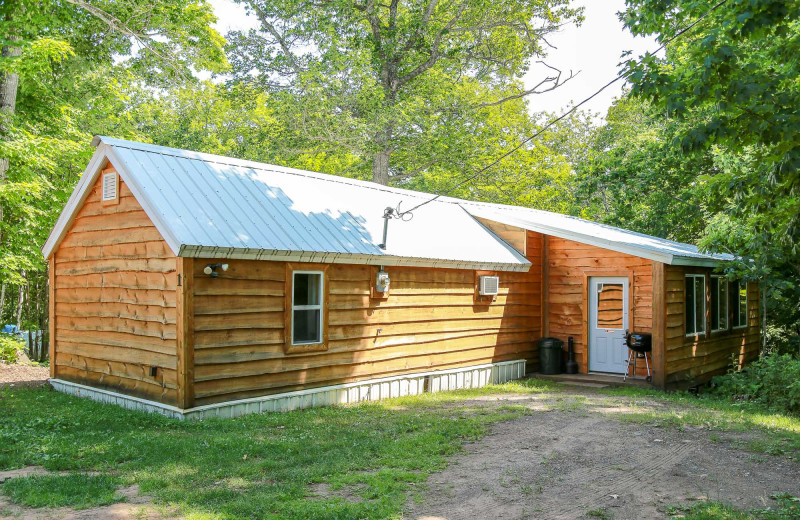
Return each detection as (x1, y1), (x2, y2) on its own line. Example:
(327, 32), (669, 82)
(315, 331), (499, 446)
(95, 136), (449, 205)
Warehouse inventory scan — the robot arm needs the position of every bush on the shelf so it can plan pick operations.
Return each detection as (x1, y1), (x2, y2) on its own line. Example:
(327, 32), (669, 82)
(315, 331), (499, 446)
(0, 333), (24, 363)
(708, 354), (800, 415)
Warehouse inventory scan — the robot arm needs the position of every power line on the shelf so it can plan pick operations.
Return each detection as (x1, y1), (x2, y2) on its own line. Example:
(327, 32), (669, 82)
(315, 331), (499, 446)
(394, 0), (730, 218)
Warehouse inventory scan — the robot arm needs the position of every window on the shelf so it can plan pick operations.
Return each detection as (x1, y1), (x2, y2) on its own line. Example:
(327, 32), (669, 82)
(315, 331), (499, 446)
(596, 282), (624, 329)
(291, 271), (323, 345)
(733, 280), (748, 328)
(710, 276), (728, 332)
(685, 274), (706, 336)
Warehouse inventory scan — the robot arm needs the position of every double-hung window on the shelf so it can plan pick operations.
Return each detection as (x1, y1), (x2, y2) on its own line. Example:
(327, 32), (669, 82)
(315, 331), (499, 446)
(732, 280), (748, 329)
(710, 275), (728, 332)
(291, 271), (324, 345)
(685, 274), (706, 336)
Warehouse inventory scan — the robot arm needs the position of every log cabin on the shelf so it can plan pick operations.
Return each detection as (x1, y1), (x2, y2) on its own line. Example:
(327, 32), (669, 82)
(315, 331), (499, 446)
(42, 137), (761, 419)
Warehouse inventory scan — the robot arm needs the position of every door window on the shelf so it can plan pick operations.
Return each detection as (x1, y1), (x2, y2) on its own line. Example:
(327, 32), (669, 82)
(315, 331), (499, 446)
(596, 282), (624, 329)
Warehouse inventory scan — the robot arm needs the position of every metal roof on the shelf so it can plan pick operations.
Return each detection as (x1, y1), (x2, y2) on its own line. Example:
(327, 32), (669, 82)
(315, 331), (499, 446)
(42, 137), (531, 271)
(43, 137), (731, 268)
(456, 201), (733, 266)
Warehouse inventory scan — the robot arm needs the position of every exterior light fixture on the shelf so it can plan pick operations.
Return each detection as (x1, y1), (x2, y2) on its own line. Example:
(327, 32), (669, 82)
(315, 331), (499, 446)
(203, 263), (229, 278)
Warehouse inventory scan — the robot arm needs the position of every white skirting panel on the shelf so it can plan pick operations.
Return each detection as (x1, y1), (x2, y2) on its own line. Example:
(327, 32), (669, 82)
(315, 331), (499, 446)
(49, 358), (527, 421)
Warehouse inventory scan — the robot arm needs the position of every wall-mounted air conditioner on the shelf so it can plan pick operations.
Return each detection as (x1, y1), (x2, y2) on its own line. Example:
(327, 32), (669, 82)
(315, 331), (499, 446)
(479, 275), (500, 296)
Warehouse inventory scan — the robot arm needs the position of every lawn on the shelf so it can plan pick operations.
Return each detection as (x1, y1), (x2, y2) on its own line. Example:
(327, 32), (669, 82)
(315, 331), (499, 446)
(1, 379), (799, 519)
(0, 380), (553, 519)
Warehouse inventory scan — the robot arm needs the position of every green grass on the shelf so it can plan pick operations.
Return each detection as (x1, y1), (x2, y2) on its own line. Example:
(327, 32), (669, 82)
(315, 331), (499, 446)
(1, 377), (799, 518)
(586, 506), (613, 519)
(594, 385), (800, 461)
(665, 494), (800, 519)
(1, 473), (123, 509)
(0, 380), (555, 519)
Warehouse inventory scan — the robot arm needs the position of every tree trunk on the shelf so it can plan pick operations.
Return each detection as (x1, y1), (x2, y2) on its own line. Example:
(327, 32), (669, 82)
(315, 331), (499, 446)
(14, 281), (24, 330)
(0, 39), (21, 175)
(761, 282), (767, 354)
(0, 38), (22, 238)
(372, 123), (393, 185)
(0, 282), (5, 324)
(372, 149), (390, 185)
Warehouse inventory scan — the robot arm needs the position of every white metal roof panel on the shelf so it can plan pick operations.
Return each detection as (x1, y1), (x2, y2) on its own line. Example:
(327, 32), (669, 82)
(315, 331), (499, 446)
(42, 136), (732, 268)
(458, 201), (733, 266)
(68, 137), (530, 271)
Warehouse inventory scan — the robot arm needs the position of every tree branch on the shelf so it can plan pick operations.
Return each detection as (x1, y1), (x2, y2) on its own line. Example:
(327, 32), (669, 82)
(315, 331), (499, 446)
(62, 0), (188, 79)
(397, 1), (469, 88)
(249, 3), (303, 76)
(476, 62), (578, 108)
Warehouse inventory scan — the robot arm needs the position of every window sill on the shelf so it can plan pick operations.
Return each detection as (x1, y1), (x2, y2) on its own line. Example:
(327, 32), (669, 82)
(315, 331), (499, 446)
(284, 342), (328, 355)
(685, 333), (706, 339)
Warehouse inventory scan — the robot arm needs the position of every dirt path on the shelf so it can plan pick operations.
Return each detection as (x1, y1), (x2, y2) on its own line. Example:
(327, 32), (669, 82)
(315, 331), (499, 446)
(0, 363), (48, 389)
(405, 389), (800, 520)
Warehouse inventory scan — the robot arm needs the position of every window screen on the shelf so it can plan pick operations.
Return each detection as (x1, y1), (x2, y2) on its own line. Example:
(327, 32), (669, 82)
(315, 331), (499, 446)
(733, 280), (748, 328)
(710, 276), (728, 331)
(685, 275), (706, 335)
(292, 272), (323, 344)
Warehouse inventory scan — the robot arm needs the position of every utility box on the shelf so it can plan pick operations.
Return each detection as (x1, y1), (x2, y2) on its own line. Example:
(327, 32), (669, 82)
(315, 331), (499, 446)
(375, 270), (390, 293)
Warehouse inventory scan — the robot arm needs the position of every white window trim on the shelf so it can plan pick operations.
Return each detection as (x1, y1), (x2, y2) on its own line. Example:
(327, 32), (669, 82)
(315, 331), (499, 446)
(710, 275), (729, 333)
(291, 270), (324, 346)
(733, 280), (748, 330)
(685, 274), (706, 337)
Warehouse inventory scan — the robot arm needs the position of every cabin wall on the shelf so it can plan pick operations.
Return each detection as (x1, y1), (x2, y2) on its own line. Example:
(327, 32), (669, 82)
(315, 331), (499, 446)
(545, 236), (653, 375)
(190, 234), (543, 405)
(51, 165), (179, 405)
(664, 265), (760, 386)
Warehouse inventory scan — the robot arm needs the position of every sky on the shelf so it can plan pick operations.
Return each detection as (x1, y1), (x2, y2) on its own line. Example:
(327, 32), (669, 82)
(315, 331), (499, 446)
(209, 0), (658, 117)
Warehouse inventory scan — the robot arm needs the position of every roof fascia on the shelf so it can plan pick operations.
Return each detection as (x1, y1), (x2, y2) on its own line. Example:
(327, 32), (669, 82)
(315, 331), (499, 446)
(178, 245), (533, 272)
(42, 145), (110, 258)
(670, 256), (724, 268)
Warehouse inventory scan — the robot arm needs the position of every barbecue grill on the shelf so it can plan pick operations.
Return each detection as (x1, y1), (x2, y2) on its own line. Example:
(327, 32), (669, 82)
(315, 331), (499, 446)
(623, 331), (652, 382)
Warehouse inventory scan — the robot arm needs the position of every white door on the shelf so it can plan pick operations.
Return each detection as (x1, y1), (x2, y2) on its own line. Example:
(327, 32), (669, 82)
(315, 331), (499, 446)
(589, 277), (629, 373)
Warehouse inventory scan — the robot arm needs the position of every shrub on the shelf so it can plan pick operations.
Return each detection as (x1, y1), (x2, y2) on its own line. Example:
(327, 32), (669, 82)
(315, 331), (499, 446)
(708, 354), (800, 415)
(0, 333), (24, 363)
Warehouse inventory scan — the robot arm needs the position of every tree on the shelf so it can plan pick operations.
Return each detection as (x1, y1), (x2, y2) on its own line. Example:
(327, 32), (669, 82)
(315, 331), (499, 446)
(228, 0), (583, 184)
(621, 0), (800, 257)
(0, 0), (228, 327)
(575, 95), (711, 242)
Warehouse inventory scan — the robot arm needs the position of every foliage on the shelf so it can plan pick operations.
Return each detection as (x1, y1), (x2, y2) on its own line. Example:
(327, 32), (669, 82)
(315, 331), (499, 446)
(0, 0), (228, 328)
(228, 0), (583, 183)
(1, 473), (123, 510)
(622, 0), (800, 252)
(0, 333), (23, 363)
(707, 354), (800, 416)
(575, 94), (709, 242)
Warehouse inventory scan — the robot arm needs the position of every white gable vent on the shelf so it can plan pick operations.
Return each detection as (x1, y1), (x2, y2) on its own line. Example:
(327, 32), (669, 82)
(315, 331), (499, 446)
(479, 275), (500, 296)
(102, 171), (117, 201)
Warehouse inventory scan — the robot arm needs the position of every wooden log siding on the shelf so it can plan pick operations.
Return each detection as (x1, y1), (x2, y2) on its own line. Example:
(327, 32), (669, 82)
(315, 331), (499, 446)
(190, 233), (543, 405)
(52, 165), (179, 405)
(664, 265), (760, 386)
(545, 236), (653, 375)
